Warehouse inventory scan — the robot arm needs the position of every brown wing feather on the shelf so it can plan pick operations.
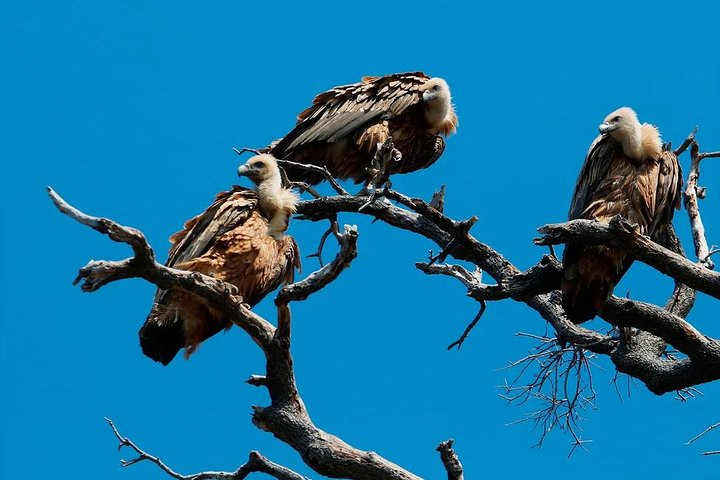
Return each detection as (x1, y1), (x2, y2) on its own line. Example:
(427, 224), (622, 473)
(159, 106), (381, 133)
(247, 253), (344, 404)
(178, 212), (297, 306)
(166, 186), (257, 267)
(567, 135), (616, 221)
(274, 72), (429, 155)
(139, 189), (299, 365)
(649, 150), (682, 241)
(270, 72), (432, 183)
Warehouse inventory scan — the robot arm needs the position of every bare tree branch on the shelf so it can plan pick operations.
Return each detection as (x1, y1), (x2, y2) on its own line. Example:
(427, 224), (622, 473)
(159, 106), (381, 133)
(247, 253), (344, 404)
(685, 140), (717, 268)
(436, 439), (464, 480)
(447, 301), (486, 350)
(51, 130), (720, 460)
(275, 158), (349, 197)
(601, 297), (720, 360)
(687, 422), (720, 446)
(673, 127), (698, 156)
(276, 223), (358, 305)
(535, 216), (720, 299)
(106, 418), (309, 480)
(48, 187), (276, 348)
(51, 188), (423, 480)
(292, 135), (720, 403)
(296, 190), (617, 355)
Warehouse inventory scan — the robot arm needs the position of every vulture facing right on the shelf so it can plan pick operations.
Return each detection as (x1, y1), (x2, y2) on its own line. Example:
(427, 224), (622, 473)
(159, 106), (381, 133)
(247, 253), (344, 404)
(269, 72), (458, 185)
(561, 107), (682, 323)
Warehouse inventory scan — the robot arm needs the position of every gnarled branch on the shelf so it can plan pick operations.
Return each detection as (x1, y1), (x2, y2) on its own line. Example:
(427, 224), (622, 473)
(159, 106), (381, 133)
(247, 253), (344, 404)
(535, 216), (720, 300)
(49, 187), (428, 480)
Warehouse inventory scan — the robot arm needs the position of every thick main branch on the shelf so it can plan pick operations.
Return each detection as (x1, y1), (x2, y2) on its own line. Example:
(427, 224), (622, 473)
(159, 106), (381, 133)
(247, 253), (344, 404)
(535, 216), (720, 299)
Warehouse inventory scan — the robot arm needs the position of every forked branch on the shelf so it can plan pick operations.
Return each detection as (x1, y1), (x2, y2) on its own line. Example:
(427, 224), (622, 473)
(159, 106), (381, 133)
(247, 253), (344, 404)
(293, 132), (720, 400)
(106, 418), (308, 480)
(49, 187), (452, 480)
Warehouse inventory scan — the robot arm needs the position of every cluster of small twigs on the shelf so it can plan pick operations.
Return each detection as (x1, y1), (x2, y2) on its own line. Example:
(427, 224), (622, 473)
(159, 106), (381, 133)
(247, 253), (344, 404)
(498, 332), (597, 455)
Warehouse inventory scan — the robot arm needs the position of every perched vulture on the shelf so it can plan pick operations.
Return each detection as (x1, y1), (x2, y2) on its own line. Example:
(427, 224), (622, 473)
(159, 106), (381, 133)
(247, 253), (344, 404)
(139, 154), (300, 365)
(561, 107), (681, 323)
(269, 72), (458, 185)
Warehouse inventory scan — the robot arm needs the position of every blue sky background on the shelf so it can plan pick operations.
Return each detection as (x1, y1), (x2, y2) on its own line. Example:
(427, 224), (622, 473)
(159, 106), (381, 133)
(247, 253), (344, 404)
(3, 1), (720, 478)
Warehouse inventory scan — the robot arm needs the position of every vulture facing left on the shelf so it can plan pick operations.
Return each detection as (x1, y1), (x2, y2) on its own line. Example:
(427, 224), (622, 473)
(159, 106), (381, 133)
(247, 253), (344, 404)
(561, 107), (681, 323)
(269, 72), (458, 185)
(139, 154), (301, 365)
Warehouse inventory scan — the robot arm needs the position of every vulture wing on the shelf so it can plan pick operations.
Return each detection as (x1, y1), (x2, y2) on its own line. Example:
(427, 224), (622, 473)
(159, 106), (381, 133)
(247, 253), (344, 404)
(139, 186), (259, 365)
(562, 136), (628, 323)
(165, 186), (257, 267)
(567, 135), (616, 220)
(649, 150), (682, 240)
(271, 72), (431, 158)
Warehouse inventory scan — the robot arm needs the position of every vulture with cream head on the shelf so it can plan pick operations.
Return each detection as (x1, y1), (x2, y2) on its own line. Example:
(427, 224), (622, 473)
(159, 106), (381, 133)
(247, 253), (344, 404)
(139, 154), (300, 365)
(562, 107), (681, 323)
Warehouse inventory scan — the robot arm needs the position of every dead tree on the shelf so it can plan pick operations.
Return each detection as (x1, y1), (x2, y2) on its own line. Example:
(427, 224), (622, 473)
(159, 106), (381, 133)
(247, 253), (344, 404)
(49, 130), (718, 476)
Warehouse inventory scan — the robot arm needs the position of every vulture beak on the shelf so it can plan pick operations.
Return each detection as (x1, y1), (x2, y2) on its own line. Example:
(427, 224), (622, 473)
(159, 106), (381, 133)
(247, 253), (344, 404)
(598, 122), (618, 135)
(237, 163), (251, 177)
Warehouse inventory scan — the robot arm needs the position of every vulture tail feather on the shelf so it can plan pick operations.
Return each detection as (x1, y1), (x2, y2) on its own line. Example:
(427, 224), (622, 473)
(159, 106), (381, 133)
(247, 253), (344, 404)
(139, 291), (227, 365)
(561, 245), (628, 324)
(139, 302), (186, 366)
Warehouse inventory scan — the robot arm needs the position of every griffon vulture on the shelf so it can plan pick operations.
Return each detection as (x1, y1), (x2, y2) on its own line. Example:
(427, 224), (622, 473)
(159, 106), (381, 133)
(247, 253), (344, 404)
(269, 72), (458, 185)
(139, 154), (300, 365)
(561, 107), (681, 323)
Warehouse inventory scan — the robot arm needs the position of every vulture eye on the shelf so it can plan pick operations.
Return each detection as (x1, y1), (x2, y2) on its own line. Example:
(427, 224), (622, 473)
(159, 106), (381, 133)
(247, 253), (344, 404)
(612, 115), (621, 122)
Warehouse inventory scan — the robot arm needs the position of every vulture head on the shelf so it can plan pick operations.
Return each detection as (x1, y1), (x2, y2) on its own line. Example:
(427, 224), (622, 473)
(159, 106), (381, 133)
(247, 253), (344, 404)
(421, 77), (455, 133)
(238, 153), (297, 239)
(598, 107), (643, 160)
(238, 153), (283, 187)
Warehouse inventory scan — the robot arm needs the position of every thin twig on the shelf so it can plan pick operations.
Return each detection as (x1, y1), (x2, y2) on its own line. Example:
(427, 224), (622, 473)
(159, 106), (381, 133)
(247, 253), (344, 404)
(275, 159), (349, 196)
(447, 301), (486, 350)
(105, 418), (309, 480)
(674, 127), (698, 156)
(687, 422), (720, 446)
(305, 219), (336, 267)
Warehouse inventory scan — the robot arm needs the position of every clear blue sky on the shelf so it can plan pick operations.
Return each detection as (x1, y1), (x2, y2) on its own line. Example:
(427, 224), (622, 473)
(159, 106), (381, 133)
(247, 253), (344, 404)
(3, 1), (720, 478)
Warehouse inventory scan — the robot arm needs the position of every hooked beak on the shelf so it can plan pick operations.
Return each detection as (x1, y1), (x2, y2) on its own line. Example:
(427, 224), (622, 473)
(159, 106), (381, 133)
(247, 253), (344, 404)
(598, 122), (618, 135)
(237, 164), (251, 177)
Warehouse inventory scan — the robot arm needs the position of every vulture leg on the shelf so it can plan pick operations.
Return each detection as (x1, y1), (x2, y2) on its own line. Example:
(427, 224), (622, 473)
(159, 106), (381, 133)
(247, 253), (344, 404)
(358, 140), (402, 210)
